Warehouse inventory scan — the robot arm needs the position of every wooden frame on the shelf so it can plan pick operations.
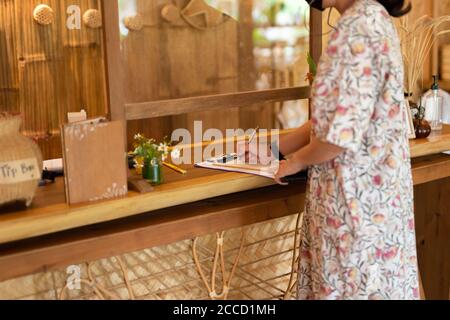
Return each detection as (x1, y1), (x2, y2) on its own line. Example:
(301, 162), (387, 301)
(125, 87), (311, 120)
(102, 1), (125, 123)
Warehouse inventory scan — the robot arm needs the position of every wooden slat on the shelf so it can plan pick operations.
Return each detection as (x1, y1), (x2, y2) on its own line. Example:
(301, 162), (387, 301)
(101, 0), (124, 121)
(308, 7), (322, 117)
(0, 184), (305, 282)
(125, 86), (311, 120)
(310, 8), (323, 65)
(101, 0), (126, 143)
(412, 154), (450, 185)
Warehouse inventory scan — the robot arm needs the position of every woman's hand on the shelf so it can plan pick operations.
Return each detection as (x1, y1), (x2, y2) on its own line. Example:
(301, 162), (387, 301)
(237, 141), (274, 164)
(274, 159), (305, 185)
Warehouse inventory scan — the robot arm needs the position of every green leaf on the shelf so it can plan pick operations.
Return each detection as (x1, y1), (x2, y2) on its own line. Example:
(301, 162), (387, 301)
(307, 52), (317, 76)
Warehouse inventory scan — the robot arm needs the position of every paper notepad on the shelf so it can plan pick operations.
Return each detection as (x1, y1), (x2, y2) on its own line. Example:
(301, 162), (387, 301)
(195, 160), (279, 179)
(196, 159), (309, 183)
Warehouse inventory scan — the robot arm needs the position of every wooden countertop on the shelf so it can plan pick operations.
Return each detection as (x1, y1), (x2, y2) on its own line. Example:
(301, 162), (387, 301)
(0, 125), (449, 245)
(409, 125), (450, 157)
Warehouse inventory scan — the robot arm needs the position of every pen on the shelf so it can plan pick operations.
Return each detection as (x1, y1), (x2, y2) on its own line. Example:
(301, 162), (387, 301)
(163, 162), (187, 175)
(206, 153), (237, 164)
(248, 126), (259, 144)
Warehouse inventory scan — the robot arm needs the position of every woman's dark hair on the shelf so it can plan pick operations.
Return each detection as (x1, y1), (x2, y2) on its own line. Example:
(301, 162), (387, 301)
(376, 0), (412, 18)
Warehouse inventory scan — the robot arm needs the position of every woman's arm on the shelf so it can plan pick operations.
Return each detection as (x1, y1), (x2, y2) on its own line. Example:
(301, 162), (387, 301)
(274, 136), (345, 185)
(278, 120), (312, 156)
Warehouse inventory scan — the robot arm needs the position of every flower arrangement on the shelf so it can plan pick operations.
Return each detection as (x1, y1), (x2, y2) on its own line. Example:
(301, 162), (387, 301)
(133, 134), (170, 163)
(398, 15), (450, 97)
(132, 134), (171, 185)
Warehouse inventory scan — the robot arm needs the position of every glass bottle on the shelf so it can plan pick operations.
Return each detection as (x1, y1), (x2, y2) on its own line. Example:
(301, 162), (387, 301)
(424, 76), (443, 131)
(142, 158), (163, 186)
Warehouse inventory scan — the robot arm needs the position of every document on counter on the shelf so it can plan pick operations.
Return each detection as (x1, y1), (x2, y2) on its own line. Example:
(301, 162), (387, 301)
(195, 155), (308, 183)
(195, 159), (278, 179)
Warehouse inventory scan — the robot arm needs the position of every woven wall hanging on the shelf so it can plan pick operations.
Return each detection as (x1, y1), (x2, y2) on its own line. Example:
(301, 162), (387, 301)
(33, 4), (54, 26)
(83, 9), (102, 29)
(124, 14), (144, 32)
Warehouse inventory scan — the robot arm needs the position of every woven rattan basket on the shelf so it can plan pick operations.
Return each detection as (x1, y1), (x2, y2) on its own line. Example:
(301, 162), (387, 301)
(0, 113), (43, 207)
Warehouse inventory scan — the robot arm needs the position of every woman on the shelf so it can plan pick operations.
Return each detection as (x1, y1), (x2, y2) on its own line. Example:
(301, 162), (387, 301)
(275, 0), (420, 299)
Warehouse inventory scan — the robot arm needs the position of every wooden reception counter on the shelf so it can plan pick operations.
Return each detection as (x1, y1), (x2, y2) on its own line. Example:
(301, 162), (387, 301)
(0, 125), (449, 298)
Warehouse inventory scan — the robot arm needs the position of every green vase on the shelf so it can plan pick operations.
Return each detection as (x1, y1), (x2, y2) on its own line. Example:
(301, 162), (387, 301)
(143, 158), (163, 186)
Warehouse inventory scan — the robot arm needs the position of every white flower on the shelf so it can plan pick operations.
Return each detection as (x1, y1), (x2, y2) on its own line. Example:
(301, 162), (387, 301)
(134, 133), (143, 140)
(171, 148), (181, 160)
(133, 159), (143, 169)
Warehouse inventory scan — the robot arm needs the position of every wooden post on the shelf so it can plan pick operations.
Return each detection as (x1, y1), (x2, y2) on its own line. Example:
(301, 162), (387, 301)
(309, 8), (323, 66)
(101, 0), (126, 143)
(309, 8), (323, 118)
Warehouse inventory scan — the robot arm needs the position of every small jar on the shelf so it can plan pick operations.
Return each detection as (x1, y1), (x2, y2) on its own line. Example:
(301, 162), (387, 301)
(413, 119), (432, 139)
(0, 113), (43, 207)
(143, 158), (163, 186)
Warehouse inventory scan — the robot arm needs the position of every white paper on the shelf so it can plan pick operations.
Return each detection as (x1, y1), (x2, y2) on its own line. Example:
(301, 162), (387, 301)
(43, 158), (64, 171)
(195, 160), (278, 180)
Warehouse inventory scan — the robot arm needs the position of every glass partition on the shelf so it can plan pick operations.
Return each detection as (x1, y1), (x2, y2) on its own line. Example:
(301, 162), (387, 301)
(119, 0), (310, 101)
(118, 0), (311, 144)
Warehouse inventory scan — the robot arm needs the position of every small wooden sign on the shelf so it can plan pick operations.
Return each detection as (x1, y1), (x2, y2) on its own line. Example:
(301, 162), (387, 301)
(61, 118), (128, 205)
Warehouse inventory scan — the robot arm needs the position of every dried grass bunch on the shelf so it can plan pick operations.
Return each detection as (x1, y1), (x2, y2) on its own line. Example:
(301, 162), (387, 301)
(398, 15), (450, 96)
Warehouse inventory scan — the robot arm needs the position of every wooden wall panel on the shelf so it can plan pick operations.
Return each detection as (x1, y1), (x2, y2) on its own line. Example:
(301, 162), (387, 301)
(435, 0), (450, 83)
(0, 0), (18, 92)
(0, 0), (108, 160)
(415, 177), (450, 300)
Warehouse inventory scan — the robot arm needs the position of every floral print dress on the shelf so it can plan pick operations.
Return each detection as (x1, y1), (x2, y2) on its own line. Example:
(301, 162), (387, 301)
(298, 0), (419, 300)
